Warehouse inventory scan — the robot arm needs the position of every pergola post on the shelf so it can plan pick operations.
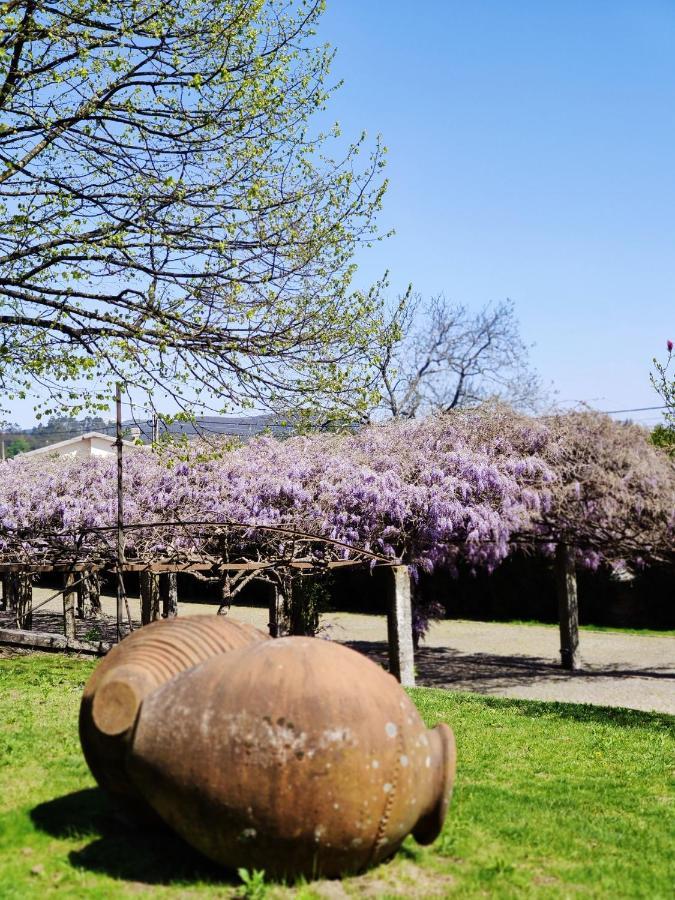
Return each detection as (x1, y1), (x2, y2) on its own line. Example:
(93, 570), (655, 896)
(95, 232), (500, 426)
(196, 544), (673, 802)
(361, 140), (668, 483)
(386, 565), (415, 687)
(555, 541), (579, 670)
(141, 571), (161, 624)
(161, 572), (178, 618)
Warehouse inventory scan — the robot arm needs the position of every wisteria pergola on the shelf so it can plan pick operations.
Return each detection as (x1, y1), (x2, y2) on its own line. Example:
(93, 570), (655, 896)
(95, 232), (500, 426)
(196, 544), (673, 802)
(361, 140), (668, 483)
(0, 518), (416, 683)
(1, 406), (673, 680)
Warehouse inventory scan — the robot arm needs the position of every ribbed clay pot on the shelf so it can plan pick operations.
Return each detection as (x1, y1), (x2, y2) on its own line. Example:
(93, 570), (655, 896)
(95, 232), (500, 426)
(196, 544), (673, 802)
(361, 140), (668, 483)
(79, 615), (268, 819)
(126, 637), (456, 878)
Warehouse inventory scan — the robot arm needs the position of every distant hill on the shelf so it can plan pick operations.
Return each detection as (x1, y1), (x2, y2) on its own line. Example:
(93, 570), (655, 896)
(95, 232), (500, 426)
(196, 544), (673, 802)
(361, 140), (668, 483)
(1, 413), (296, 457)
(125, 414), (293, 442)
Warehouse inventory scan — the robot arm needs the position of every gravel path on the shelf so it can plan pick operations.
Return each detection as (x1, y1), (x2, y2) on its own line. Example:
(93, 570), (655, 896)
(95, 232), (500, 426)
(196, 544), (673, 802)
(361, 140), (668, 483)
(5, 589), (674, 714)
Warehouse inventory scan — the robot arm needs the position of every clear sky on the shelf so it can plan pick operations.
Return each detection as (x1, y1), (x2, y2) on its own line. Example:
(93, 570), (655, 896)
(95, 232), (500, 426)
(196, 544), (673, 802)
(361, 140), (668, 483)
(320, 0), (675, 426)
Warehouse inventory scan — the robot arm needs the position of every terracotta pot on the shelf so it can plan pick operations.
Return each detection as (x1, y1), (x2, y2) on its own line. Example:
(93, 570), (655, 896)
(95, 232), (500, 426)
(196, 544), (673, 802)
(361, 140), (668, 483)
(79, 615), (268, 818)
(126, 637), (456, 878)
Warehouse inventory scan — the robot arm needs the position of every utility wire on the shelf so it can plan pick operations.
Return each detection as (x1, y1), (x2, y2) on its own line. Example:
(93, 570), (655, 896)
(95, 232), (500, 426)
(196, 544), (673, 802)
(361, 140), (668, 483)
(601, 405), (667, 415)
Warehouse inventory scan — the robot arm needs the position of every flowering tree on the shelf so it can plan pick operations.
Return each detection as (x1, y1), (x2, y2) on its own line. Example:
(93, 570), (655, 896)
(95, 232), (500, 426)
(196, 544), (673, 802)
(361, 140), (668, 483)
(0, 406), (555, 570)
(511, 409), (675, 669)
(1, 405), (672, 572)
(536, 412), (675, 568)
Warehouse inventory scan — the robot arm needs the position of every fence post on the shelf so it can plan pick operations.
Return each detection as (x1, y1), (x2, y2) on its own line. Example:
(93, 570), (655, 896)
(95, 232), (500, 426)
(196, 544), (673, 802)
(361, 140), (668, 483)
(161, 572), (178, 618)
(555, 541), (579, 670)
(63, 570), (76, 641)
(141, 571), (161, 625)
(386, 565), (416, 687)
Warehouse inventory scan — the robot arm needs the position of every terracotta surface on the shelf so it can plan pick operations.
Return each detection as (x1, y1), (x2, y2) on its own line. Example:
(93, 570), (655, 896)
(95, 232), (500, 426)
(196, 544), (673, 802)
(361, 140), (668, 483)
(126, 637), (456, 878)
(79, 615), (268, 818)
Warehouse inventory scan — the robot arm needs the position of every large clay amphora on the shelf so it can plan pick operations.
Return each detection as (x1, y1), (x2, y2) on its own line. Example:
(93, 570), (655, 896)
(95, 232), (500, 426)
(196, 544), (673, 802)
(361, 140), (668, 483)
(127, 636), (456, 878)
(79, 615), (268, 819)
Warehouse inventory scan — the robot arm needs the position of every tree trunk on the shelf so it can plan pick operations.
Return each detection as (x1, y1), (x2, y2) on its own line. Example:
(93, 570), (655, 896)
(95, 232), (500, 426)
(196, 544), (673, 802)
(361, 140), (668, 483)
(10, 573), (33, 630)
(63, 571), (76, 640)
(0, 575), (7, 612)
(4, 575), (15, 621)
(267, 581), (280, 638)
(161, 573), (178, 618)
(386, 565), (416, 687)
(76, 573), (86, 619)
(555, 541), (579, 670)
(89, 572), (102, 617)
(140, 571), (161, 625)
(78, 571), (102, 619)
(282, 574), (321, 636)
(217, 576), (231, 615)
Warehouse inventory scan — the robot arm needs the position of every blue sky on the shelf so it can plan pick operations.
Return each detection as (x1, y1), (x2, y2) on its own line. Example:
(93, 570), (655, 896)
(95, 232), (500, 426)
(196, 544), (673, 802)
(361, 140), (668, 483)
(320, 0), (675, 426)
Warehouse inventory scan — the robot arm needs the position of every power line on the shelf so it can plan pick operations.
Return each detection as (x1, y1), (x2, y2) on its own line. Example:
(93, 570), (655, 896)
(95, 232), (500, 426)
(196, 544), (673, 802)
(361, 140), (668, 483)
(601, 405), (667, 415)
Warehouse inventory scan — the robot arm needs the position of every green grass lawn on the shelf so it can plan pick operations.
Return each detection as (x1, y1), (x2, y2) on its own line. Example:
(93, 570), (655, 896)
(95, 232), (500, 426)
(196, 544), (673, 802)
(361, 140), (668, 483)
(0, 654), (673, 899)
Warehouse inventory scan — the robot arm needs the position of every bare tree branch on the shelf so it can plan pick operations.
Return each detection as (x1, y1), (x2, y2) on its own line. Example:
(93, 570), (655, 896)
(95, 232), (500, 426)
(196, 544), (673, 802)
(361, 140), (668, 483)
(372, 294), (549, 419)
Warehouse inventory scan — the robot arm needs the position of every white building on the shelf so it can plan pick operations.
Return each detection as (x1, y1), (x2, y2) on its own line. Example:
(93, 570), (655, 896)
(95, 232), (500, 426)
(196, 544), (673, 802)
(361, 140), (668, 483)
(18, 432), (141, 460)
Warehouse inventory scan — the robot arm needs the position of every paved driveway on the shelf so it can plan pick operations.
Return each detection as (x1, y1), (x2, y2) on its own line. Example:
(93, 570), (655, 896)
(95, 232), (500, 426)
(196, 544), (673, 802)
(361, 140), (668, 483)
(11, 589), (675, 714)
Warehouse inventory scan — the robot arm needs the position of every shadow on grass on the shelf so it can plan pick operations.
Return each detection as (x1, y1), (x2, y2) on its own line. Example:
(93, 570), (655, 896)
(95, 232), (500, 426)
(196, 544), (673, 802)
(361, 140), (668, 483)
(410, 685), (675, 731)
(497, 697), (675, 730)
(31, 789), (237, 887)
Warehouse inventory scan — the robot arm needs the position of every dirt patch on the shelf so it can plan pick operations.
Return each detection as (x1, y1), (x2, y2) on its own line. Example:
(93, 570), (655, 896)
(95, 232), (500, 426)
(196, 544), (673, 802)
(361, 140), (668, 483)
(343, 861), (455, 898)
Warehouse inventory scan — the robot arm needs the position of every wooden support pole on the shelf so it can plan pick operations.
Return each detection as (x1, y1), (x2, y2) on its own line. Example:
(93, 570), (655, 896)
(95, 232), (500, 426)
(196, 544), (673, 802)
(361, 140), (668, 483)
(160, 572), (178, 618)
(386, 565), (416, 687)
(555, 541), (579, 670)
(140, 571), (161, 625)
(63, 571), (76, 641)
(0, 574), (7, 611)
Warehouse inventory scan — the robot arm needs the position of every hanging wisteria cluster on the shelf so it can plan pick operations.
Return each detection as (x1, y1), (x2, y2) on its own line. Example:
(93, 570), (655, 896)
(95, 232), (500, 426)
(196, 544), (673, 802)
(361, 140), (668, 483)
(0, 406), (672, 573)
